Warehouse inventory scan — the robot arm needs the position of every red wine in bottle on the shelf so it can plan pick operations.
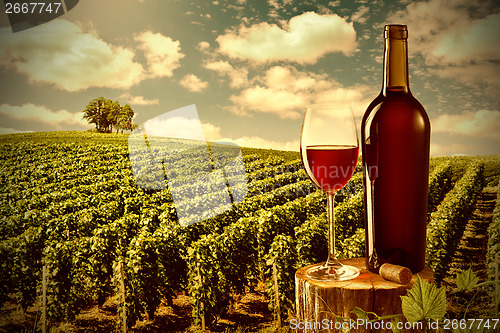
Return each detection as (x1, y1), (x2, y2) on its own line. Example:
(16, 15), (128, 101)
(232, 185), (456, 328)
(305, 145), (358, 194)
(361, 25), (430, 273)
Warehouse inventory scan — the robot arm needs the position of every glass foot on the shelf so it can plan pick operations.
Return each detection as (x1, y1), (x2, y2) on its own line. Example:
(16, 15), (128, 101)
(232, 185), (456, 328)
(306, 262), (360, 281)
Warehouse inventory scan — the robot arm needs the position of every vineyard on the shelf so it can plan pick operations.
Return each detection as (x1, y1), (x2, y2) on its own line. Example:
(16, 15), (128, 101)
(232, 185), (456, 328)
(0, 131), (499, 332)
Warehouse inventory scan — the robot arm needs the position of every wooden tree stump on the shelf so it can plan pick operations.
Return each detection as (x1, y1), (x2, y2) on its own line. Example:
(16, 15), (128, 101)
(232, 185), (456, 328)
(295, 258), (434, 333)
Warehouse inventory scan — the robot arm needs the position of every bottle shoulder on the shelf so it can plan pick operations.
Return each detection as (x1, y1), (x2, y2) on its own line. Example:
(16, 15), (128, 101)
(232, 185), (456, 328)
(363, 92), (427, 118)
(361, 91), (430, 134)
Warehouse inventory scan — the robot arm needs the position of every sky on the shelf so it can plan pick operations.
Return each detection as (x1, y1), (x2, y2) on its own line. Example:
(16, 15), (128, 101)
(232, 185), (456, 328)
(0, 0), (499, 156)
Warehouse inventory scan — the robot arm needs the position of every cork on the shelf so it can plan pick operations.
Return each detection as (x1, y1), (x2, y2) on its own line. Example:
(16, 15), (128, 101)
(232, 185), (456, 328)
(379, 263), (412, 284)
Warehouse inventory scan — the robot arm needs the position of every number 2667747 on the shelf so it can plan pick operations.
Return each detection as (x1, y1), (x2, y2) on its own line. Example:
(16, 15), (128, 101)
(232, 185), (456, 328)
(5, 2), (62, 14)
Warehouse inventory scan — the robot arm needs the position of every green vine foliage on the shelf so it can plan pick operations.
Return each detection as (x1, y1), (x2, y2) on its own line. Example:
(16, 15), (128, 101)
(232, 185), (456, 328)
(125, 229), (161, 323)
(12, 226), (44, 311)
(487, 183), (500, 309)
(0, 238), (15, 307)
(187, 214), (262, 325)
(187, 234), (232, 325)
(427, 162), (453, 216)
(295, 213), (328, 266)
(264, 235), (298, 322)
(333, 192), (364, 254)
(256, 190), (325, 271)
(338, 228), (365, 259)
(43, 239), (82, 321)
(86, 224), (119, 306)
(426, 162), (485, 282)
(153, 222), (187, 306)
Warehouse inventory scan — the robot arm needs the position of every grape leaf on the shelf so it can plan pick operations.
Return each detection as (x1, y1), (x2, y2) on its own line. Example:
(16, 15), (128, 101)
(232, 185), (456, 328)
(351, 306), (369, 320)
(400, 276), (446, 322)
(456, 267), (479, 292)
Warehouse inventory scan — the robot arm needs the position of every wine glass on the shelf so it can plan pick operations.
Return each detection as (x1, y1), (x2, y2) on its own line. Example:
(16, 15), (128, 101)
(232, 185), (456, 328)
(300, 103), (360, 281)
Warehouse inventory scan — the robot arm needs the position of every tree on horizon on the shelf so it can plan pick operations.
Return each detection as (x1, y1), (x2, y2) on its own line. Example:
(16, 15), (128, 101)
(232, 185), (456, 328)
(82, 97), (137, 133)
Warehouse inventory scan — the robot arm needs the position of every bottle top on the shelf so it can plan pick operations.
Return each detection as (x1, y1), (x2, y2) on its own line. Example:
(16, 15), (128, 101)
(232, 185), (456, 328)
(384, 25), (408, 39)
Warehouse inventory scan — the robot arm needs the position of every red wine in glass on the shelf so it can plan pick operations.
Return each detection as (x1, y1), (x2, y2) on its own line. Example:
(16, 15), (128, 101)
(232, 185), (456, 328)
(305, 145), (359, 193)
(300, 104), (360, 281)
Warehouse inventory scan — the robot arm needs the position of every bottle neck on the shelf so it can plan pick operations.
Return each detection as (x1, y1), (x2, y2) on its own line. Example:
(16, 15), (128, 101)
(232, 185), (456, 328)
(383, 37), (410, 95)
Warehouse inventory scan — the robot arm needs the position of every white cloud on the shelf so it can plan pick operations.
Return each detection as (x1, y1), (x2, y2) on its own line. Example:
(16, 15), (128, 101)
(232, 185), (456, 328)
(387, 0), (500, 94)
(135, 30), (185, 78)
(267, 0), (295, 18)
(0, 20), (187, 92)
(201, 122), (222, 141)
(230, 86), (306, 119)
(0, 20), (145, 91)
(387, 0), (467, 61)
(204, 60), (248, 89)
(432, 63), (500, 96)
(216, 11), (357, 64)
(118, 92), (159, 105)
(431, 14), (500, 63)
(268, 0), (280, 10)
(351, 5), (370, 24)
(143, 116), (206, 141)
(0, 103), (88, 128)
(432, 110), (500, 140)
(179, 74), (209, 92)
(142, 106), (219, 142)
(198, 41), (211, 52)
(228, 65), (374, 119)
(388, 0), (500, 65)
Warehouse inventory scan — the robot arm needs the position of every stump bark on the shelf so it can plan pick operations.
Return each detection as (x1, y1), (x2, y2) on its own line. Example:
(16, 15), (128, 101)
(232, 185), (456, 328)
(295, 258), (434, 332)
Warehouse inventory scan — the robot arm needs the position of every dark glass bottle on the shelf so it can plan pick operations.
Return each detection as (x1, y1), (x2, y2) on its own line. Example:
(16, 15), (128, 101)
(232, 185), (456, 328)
(361, 25), (431, 273)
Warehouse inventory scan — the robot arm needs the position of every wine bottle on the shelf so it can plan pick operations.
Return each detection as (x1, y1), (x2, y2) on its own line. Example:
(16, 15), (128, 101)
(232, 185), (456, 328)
(361, 25), (430, 273)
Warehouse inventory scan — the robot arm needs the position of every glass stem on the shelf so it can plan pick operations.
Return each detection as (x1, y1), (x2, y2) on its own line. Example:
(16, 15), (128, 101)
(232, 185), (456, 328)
(326, 193), (341, 267)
